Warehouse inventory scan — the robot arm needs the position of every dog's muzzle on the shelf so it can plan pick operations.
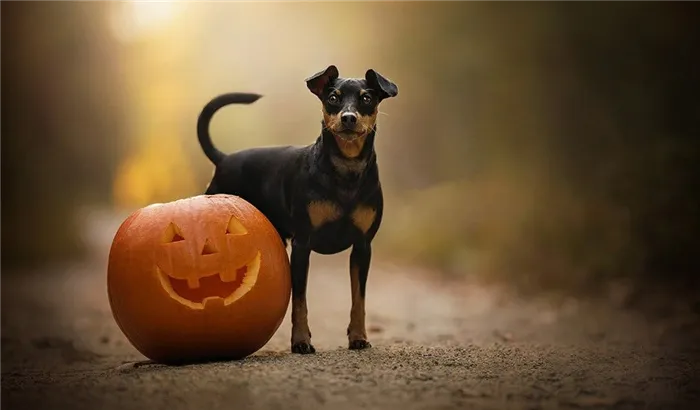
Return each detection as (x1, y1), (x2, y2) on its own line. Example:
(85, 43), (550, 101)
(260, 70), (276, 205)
(340, 112), (358, 131)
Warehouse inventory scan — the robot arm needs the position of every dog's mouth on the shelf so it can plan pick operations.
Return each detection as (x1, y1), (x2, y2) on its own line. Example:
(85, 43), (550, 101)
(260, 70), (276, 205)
(156, 251), (261, 309)
(334, 129), (362, 141)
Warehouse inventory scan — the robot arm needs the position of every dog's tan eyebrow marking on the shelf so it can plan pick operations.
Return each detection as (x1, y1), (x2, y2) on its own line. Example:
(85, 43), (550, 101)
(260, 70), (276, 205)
(351, 205), (376, 234)
(308, 201), (342, 228)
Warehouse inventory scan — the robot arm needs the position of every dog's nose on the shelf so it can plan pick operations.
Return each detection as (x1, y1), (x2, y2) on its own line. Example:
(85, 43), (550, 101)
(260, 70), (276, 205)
(341, 113), (358, 127)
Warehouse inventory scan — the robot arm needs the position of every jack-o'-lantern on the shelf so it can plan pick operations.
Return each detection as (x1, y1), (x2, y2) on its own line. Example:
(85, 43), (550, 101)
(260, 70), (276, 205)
(107, 194), (291, 363)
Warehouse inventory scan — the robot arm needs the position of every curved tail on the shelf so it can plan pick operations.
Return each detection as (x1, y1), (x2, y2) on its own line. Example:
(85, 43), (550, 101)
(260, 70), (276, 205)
(197, 92), (262, 165)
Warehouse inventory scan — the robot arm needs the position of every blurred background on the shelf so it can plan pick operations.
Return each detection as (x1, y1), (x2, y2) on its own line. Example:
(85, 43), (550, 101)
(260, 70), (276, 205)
(2, 1), (699, 303)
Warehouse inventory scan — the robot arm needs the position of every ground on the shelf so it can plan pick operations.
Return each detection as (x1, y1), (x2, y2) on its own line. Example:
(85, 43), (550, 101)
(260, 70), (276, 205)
(2, 211), (699, 410)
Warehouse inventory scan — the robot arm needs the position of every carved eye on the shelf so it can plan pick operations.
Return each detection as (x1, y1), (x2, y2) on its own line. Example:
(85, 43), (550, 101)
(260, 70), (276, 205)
(361, 94), (372, 105)
(328, 94), (339, 104)
(226, 215), (248, 235)
(162, 222), (185, 243)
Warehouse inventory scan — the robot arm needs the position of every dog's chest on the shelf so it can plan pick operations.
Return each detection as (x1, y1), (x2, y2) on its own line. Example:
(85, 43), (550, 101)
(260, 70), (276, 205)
(329, 156), (368, 203)
(306, 200), (377, 253)
(331, 156), (367, 175)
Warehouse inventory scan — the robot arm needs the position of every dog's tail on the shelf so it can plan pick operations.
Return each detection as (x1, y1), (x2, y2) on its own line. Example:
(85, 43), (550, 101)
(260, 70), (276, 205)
(197, 92), (262, 165)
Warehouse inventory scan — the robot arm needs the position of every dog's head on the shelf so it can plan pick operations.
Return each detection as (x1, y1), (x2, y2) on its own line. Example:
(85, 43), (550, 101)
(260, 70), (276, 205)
(306, 65), (398, 156)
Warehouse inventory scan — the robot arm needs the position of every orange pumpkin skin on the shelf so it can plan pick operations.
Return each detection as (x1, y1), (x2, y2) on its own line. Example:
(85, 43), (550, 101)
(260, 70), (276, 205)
(107, 194), (291, 363)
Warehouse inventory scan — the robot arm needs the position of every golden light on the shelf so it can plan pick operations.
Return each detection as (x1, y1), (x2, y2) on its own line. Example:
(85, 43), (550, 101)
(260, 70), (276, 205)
(110, 0), (183, 43)
(111, 0), (197, 210)
(109, 2), (386, 211)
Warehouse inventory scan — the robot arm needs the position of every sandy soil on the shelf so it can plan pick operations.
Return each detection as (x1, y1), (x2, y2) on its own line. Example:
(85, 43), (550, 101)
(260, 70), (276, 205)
(2, 211), (699, 410)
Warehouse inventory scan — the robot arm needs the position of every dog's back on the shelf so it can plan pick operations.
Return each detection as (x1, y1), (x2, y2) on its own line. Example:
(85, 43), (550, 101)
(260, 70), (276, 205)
(207, 145), (307, 241)
(196, 92), (311, 241)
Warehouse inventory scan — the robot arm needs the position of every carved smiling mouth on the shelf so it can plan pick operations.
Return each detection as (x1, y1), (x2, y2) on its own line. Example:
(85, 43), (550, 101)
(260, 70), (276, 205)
(157, 251), (261, 309)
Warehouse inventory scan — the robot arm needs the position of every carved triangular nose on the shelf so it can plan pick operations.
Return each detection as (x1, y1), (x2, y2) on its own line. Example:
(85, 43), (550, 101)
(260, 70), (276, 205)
(201, 238), (218, 255)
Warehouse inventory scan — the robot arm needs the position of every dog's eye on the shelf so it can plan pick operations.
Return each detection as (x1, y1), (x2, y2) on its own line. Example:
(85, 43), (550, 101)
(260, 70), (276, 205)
(361, 94), (372, 104)
(328, 94), (339, 104)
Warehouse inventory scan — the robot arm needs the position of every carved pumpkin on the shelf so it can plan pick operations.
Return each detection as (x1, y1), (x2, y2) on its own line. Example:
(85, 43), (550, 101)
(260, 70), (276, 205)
(107, 194), (291, 363)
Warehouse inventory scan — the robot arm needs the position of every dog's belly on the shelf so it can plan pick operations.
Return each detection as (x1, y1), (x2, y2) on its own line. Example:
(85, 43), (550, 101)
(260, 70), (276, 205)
(309, 220), (356, 255)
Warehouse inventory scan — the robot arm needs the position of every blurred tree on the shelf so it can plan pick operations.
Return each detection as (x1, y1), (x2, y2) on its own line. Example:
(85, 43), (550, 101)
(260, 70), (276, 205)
(376, 2), (700, 294)
(548, 2), (700, 289)
(1, 2), (128, 268)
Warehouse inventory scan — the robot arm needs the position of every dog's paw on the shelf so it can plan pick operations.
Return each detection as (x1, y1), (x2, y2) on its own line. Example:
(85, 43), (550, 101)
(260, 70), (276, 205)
(348, 339), (372, 350)
(291, 342), (316, 354)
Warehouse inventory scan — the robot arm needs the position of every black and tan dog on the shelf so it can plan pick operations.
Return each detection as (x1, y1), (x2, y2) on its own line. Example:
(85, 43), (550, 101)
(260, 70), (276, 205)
(196, 65), (398, 354)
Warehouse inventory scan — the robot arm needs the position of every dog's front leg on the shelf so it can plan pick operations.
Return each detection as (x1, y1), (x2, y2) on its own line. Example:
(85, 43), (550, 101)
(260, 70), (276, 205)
(348, 241), (372, 350)
(290, 239), (315, 354)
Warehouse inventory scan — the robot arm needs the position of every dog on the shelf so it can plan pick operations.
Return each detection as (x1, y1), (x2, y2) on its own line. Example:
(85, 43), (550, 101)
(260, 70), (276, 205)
(196, 65), (398, 354)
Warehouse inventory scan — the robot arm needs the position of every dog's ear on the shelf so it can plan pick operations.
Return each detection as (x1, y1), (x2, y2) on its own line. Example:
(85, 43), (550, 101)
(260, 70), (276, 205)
(365, 69), (398, 101)
(305, 65), (339, 98)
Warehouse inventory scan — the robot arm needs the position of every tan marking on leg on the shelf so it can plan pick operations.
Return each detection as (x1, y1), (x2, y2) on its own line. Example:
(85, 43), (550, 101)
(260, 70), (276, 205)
(308, 200), (342, 228)
(348, 265), (367, 342)
(291, 297), (311, 344)
(351, 205), (376, 234)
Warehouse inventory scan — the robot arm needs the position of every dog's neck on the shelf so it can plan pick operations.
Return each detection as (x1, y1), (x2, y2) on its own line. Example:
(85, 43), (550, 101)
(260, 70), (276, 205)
(315, 124), (377, 179)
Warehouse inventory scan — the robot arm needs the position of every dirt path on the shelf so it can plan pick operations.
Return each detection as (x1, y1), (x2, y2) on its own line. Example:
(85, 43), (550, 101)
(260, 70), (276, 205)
(2, 212), (699, 410)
